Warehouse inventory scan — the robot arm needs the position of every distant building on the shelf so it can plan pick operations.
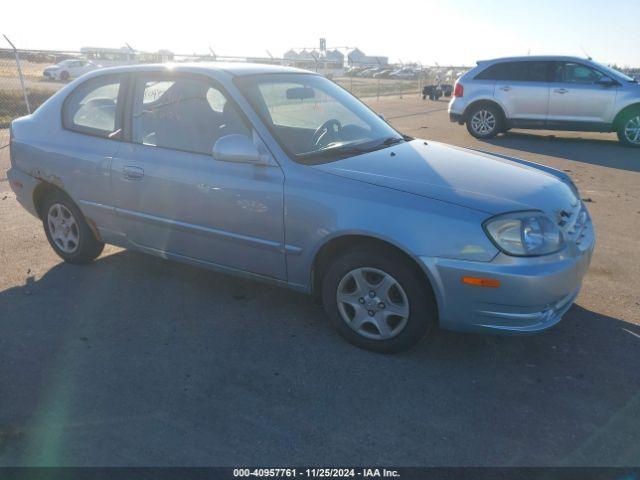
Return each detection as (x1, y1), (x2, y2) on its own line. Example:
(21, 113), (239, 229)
(346, 48), (388, 67)
(283, 49), (300, 60)
(325, 49), (345, 67)
(284, 46), (390, 70)
(283, 48), (345, 71)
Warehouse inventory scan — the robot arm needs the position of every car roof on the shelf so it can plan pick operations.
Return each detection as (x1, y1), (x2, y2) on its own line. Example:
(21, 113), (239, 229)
(477, 55), (592, 64)
(82, 62), (313, 77)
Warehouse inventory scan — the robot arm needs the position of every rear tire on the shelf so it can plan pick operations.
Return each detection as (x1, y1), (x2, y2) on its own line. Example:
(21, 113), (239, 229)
(466, 103), (502, 139)
(321, 247), (437, 353)
(60, 71), (70, 82)
(41, 190), (104, 264)
(617, 111), (640, 147)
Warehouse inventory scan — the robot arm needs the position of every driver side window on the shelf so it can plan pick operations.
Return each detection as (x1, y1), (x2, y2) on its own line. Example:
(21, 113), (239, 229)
(555, 62), (605, 84)
(132, 76), (250, 155)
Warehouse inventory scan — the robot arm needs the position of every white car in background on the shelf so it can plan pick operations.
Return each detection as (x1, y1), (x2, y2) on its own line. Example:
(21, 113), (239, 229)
(42, 59), (100, 82)
(389, 67), (419, 80)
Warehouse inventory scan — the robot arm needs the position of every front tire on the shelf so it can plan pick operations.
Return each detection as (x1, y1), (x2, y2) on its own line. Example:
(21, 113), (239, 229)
(617, 112), (640, 147)
(321, 247), (437, 353)
(466, 104), (502, 139)
(59, 71), (70, 82)
(42, 190), (104, 264)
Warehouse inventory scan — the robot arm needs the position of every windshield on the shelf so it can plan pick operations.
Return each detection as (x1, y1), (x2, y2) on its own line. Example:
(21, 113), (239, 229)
(235, 73), (405, 163)
(592, 61), (636, 82)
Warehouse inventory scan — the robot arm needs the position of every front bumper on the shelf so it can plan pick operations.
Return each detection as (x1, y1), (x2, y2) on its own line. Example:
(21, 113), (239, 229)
(420, 223), (595, 334)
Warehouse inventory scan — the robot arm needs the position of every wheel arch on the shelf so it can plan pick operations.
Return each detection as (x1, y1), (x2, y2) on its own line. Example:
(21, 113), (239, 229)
(32, 181), (102, 240)
(33, 180), (65, 219)
(310, 234), (439, 316)
(463, 98), (508, 126)
(613, 103), (640, 130)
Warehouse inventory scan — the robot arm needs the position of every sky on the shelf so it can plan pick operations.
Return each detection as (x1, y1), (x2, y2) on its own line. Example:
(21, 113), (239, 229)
(2, 0), (639, 66)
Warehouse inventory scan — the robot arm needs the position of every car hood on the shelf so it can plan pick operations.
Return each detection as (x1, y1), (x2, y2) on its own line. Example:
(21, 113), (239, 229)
(312, 139), (579, 215)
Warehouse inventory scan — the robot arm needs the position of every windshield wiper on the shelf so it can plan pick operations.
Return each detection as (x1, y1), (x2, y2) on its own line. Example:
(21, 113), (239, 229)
(298, 136), (408, 162)
(331, 137), (406, 157)
(377, 136), (406, 147)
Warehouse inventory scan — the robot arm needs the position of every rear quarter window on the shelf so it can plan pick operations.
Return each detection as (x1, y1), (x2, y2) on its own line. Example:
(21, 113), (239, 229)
(474, 63), (522, 81)
(62, 75), (125, 138)
(474, 61), (550, 82)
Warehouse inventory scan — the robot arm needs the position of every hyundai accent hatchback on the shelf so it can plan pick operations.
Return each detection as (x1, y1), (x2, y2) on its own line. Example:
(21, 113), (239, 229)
(8, 63), (594, 352)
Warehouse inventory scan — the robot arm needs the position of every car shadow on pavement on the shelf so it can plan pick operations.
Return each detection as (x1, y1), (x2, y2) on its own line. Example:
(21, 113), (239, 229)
(1, 249), (639, 466)
(479, 131), (640, 173)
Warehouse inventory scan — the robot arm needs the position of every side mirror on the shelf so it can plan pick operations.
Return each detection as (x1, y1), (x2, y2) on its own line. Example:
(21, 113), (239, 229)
(212, 134), (262, 164)
(596, 77), (617, 87)
(378, 113), (385, 121)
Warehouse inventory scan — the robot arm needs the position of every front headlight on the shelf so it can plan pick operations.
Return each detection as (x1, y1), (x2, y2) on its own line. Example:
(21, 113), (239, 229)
(484, 211), (564, 256)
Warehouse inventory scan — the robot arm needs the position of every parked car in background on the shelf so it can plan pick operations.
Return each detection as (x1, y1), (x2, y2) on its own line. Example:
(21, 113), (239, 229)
(344, 66), (366, 77)
(389, 67), (418, 80)
(42, 59), (100, 82)
(373, 69), (394, 79)
(358, 67), (384, 78)
(441, 84), (454, 97)
(449, 55), (640, 147)
(422, 85), (443, 101)
(9, 63), (594, 353)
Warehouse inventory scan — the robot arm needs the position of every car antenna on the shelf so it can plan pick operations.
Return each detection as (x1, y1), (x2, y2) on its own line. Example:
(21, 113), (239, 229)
(580, 46), (592, 61)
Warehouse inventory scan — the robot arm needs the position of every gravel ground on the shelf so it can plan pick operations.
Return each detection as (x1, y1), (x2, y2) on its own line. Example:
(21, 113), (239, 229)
(0, 96), (639, 466)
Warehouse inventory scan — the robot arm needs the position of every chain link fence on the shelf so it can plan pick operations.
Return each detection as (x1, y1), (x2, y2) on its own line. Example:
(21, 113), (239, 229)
(335, 71), (465, 99)
(0, 44), (470, 148)
(1, 46), (77, 147)
(0, 50), (30, 147)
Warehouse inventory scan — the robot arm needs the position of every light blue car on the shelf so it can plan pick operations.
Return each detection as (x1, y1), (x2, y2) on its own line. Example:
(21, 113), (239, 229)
(7, 63), (594, 352)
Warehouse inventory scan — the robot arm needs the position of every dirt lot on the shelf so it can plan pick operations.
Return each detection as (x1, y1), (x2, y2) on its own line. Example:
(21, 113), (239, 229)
(0, 96), (639, 466)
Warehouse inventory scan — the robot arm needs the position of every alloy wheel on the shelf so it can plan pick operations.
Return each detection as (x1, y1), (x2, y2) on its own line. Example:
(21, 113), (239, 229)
(336, 267), (410, 340)
(470, 109), (497, 135)
(624, 115), (640, 145)
(47, 203), (80, 253)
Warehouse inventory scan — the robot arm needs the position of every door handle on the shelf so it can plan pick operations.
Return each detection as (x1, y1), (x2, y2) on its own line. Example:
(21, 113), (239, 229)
(499, 85), (511, 92)
(554, 88), (569, 94)
(123, 166), (144, 180)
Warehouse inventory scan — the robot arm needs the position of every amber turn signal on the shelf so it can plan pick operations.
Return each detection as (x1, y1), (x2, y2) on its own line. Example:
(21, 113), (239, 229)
(461, 276), (501, 288)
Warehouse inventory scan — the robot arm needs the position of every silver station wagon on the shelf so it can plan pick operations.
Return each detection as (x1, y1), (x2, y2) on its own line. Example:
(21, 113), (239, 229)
(8, 63), (595, 352)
